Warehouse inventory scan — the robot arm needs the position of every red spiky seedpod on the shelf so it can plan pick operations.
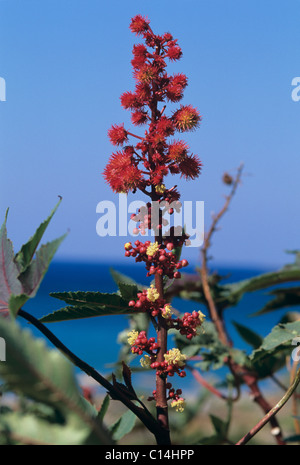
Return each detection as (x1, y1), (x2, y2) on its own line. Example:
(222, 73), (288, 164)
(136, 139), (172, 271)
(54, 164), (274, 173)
(103, 15), (202, 194)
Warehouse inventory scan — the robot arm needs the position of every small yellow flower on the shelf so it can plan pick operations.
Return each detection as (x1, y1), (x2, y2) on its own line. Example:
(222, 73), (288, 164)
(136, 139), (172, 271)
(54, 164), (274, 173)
(146, 241), (160, 257)
(198, 311), (206, 324)
(162, 303), (173, 319)
(171, 398), (185, 413)
(147, 285), (160, 302)
(140, 355), (152, 368)
(127, 330), (139, 346)
(164, 348), (186, 367)
(155, 184), (166, 194)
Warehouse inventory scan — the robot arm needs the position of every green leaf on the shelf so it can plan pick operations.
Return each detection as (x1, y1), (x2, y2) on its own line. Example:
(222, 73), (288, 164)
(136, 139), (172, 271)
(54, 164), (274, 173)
(251, 351), (287, 380)
(0, 318), (112, 445)
(98, 395), (110, 423)
(14, 198), (62, 273)
(0, 411), (88, 445)
(211, 261), (300, 311)
(110, 409), (137, 441)
(40, 291), (137, 323)
(0, 215), (23, 318)
(250, 321), (300, 363)
(225, 267), (300, 305)
(181, 344), (202, 358)
(252, 287), (300, 316)
(110, 268), (143, 304)
(110, 267), (145, 290)
(232, 321), (263, 349)
(228, 348), (250, 367)
(0, 202), (65, 318)
(8, 294), (29, 317)
(18, 234), (67, 299)
(117, 282), (139, 301)
(210, 414), (228, 437)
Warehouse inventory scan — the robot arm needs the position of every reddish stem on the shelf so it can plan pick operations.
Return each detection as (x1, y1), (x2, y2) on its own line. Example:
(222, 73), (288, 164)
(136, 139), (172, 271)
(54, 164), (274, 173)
(154, 271), (171, 444)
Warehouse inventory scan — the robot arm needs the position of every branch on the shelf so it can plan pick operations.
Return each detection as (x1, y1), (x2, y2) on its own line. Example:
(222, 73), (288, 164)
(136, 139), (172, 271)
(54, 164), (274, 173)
(203, 163), (244, 253)
(187, 365), (240, 401)
(199, 164), (286, 444)
(200, 164), (244, 345)
(17, 309), (165, 443)
(236, 367), (300, 445)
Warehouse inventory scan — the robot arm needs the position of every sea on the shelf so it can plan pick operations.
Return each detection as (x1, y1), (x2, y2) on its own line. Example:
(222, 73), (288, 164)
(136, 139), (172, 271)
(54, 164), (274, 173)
(18, 260), (298, 395)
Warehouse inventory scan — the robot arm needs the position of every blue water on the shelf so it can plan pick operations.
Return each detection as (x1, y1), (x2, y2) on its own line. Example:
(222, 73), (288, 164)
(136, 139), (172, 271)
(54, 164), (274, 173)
(19, 260), (299, 394)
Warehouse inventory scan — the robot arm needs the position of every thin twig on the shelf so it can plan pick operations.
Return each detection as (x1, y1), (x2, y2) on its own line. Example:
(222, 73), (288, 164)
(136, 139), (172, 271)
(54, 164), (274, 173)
(187, 365), (240, 401)
(236, 367), (300, 445)
(290, 360), (300, 437)
(200, 163), (244, 345)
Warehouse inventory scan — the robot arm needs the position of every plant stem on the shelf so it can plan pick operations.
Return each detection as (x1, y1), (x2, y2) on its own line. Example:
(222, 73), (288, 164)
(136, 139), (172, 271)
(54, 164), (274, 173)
(154, 272), (171, 444)
(200, 163), (244, 346)
(199, 164), (286, 444)
(18, 308), (167, 444)
(236, 367), (300, 445)
(187, 365), (240, 401)
(289, 359), (300, 438)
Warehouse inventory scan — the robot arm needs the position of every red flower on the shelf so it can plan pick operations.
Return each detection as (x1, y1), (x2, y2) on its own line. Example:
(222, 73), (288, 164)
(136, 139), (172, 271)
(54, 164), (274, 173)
(169, 163), (180, 174)
(164, 187), (181, 202)
(120, 91), (141, 110)
(179, 154), (202, 180)
(151, 165), (169, 185)
(166, 44), (182, 61)
(131, 109), (148, 126)
(133, 43), (148, 59)
(104, 16), (203, 199)
(168, 140), (189, 162)
(135, 82), (151, 102)
(156, 116), (175, 138)
(135, 64), (157, 84)
(131, 44), (148, 70)
(108, 124), (128, 146)
(103, 151), (143, 193)
(166, 74), (188, 102)
(163, 32), (173, 43)
(130, 15), (150, 35)
(173, 105), (201, 132)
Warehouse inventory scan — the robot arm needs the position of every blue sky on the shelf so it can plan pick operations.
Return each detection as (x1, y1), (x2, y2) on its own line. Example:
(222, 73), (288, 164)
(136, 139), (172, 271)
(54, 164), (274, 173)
(1, 0), (299, 269)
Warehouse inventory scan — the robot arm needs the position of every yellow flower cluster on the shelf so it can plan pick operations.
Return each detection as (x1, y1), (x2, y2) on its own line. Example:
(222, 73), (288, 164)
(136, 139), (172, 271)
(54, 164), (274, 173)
(198, 311), (206, 324)
(127, 330), (139, 346)
(155, 184), (166, 194)
(162, 303), (173, 319)
(171, 398), (185, 413)
(164, 348), (186, 367)
(147, 284), (160, 302)
(146, 241), (160, 257)
(140, 355), (151, 368)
